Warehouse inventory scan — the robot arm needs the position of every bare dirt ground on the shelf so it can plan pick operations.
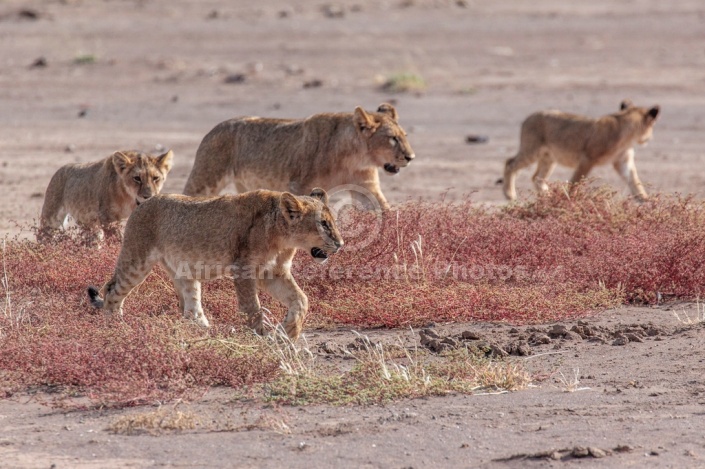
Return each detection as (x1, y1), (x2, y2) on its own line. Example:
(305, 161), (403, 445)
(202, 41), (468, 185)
(2, 0), (705, 467)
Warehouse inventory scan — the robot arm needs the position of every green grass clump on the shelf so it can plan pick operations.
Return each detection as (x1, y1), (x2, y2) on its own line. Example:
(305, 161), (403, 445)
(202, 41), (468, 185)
(382, 72), (427, 93)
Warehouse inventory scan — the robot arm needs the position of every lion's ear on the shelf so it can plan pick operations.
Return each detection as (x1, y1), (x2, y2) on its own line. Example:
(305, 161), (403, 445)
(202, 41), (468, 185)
(620, 99), (633, 111)
(280, 192), (304, 224)
(112, 151), (134, 174)
(310, 187), (329, 205)
(353, 107), (380, 136)
(646, 106), (660, 122)
(377, 103), (398, 122)
(156, 149), (174, 173)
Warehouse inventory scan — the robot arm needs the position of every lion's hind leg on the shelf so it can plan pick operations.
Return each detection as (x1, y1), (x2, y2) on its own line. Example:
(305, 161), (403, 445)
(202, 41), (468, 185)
(87, 252), (156, 317)
(503, 147), (542, 201)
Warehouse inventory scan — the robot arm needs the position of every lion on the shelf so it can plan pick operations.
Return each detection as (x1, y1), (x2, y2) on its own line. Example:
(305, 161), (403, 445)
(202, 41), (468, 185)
(39, 150), (174, 242)
(87, 188), (343, 340)
(183, 103), (415, 210)
(502, 100), (660, 201)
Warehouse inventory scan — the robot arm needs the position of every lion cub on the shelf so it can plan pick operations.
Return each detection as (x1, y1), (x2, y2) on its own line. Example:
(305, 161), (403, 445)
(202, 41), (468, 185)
(183, 104), (415, 211)
(503, 100), (660, 201)
(39, 150), (174, 241)
(87, 189), (343, 340)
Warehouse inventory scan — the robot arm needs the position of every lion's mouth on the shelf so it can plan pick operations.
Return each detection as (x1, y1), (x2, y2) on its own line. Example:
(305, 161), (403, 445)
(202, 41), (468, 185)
(311, 247), (329, 263)
(383, 163), (400, 174)
(135, 199), (142, 206)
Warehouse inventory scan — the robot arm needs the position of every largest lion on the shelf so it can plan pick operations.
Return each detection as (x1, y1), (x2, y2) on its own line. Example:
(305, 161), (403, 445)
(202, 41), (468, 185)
(183, 104), (415, 210)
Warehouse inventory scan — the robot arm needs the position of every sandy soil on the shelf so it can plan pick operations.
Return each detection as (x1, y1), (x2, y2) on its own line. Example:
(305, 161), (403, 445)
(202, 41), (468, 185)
(2, 0), (705, 467)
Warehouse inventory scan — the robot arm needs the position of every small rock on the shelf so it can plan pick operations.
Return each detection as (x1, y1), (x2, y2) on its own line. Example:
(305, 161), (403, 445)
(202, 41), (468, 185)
(612, 336), (629, 346)
(509, 327), (519, 334)
(30, 57), (47, 68)
(562, 331), (582, 341)
(426, 339), (446, 353)
(488, 343), (508, 358)
(78, 109), (88, 118)
(347, 336), (375, 351)
(420, 329), (447, 352)
(461, 330), (482, 340)
(285, 64), (304, 76)
(224, 74), (246, 84)
(171, 95), (179, 102)
(465, 134), (489, 144)
(321, 4), (345, 18)
(318, 341), (340, 354)
(625, 333), (643, 343)
(420, 328), (441, 340)
(614, 444), (633, 453)
(505, 341), (532, 356)
(588, 447), (607, 458)
(206, 9), (219, 19)
(529, 333), (551, 345)
(18, 9), (40, 20)
(303, 79), (323, 88)
(441, 337), (459, 348)
(548, 324), (568, 338)
(64, 144), (76, 153)
(572, 446), (589, 458)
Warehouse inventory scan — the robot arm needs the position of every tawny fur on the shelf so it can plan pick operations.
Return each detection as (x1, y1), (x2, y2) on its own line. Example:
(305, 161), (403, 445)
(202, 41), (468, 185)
(503, 100), (660, 201)
(183, 104), (415, 210)
(39, 150), (174, 242)
(87, 189), (343, 340)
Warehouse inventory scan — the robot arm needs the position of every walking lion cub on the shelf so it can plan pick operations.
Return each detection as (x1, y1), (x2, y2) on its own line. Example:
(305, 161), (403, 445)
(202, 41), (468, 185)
(503, 100), (660, 201)
(183, 104), (415, 210)
(39, 150), (174, 241)
(87, 189), (343, 340)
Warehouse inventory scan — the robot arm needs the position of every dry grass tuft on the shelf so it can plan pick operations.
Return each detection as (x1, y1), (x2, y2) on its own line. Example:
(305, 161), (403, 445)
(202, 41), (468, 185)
(108, 406), (198, 435)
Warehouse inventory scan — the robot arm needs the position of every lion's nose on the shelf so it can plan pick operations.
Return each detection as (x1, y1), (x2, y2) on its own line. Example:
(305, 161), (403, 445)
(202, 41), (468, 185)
(334, 240), (344, 250)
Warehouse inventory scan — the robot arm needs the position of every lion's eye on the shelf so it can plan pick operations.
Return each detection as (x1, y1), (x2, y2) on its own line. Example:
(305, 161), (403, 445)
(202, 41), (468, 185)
(133, 176), (141, 183)
(320, 221), (330, 231)
(389, 137), (397, 147)
(153, 176), (160, 183)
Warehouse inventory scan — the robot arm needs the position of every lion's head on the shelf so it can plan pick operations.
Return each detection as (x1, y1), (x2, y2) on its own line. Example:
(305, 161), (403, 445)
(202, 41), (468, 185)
(353, 104), (415, 175)
(112, 149), (174, 205)
(279, 188), (344, 263)
(618, 99), (660, 145)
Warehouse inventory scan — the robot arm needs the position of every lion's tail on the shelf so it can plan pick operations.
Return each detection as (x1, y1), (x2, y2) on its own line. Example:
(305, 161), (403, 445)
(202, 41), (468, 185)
(87, 286), (104, 309)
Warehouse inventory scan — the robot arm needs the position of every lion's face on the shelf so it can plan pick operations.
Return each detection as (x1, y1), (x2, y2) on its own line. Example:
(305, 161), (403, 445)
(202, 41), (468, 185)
(279, 189), (344, 263)
(113, 150), (174, 205)
(354, 104), (415, 175)
(619, 100), (660, 146)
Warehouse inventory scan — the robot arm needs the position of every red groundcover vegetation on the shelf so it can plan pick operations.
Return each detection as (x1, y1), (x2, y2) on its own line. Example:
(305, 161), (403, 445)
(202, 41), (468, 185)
(1, 185), (704, 405)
